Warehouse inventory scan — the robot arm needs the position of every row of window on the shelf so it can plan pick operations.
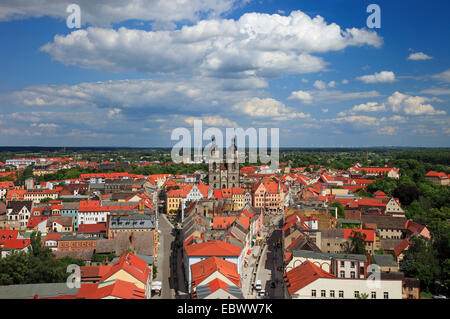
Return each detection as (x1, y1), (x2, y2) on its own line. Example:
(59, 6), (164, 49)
(59, 241), (97, 247)
(311, 290), (389, 299)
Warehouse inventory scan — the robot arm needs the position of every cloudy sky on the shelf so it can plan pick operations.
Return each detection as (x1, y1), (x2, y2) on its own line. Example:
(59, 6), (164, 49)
(0, 0), (449, 147)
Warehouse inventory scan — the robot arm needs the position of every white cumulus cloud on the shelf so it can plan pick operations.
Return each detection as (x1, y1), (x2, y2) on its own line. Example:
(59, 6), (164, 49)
(357, 71), (395, 83)
(233, 97), (309, 120)
(40, 10), (382, 80)
(387, 91), (446, 115)
(407, 52), (432, 60)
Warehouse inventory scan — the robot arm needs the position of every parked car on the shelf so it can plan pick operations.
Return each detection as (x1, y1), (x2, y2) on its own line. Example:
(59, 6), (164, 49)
(433, 295), (447, 299)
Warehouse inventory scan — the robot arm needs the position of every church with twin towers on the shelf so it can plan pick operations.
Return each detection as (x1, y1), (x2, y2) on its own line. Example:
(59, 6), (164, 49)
(208, 136), (240, 190)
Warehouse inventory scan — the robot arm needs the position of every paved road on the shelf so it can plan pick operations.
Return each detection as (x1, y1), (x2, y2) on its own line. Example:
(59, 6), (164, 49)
(255, 213), (285, 299)
(153, 213), (176, 299)
(264, 229), (285, 298)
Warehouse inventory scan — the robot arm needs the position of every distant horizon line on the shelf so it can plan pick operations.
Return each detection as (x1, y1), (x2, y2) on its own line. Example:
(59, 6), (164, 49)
(0, 145), (449, 150)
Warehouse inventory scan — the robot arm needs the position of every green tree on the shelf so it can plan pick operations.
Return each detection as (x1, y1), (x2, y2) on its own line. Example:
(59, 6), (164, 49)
(400, 236), (441, 293)
(348, 231), (367, 255)
(329, 201), (345, 218)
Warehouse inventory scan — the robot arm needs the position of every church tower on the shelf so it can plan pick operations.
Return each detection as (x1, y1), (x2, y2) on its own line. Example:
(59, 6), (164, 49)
(226, 137), (239, 188)
(208, 136), (221, 190)
(208, 136), (240, 190)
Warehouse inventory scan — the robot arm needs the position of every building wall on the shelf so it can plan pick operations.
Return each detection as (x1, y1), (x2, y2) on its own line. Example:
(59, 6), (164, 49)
(286, 257), (331, 273)
(103, 269), (146, 290)
(291, 277), (402, 299)
(78, 211), (109, 225)
(57, 239), (97, 250)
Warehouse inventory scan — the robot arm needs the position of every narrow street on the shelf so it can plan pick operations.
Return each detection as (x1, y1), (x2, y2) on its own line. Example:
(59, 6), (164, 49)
(256, 212), (285, 299)
(153, 213), (176, 299)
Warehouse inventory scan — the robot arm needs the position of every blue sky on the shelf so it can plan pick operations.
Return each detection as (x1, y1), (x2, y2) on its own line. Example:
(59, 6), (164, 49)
(0, 0), (449, 147)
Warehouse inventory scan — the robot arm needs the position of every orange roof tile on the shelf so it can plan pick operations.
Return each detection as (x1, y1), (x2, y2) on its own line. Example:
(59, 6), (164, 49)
(284, 261), (335, 295)
(185, 240), (242, 257)
(191, 256), (241, 287)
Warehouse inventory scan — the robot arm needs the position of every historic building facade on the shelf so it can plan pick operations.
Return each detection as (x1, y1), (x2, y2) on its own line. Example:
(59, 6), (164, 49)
(208, 137), (240, 190)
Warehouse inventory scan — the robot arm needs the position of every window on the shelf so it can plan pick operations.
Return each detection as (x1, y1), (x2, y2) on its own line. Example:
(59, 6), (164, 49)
(371, 292), (376, 299)
(384, 292), (389, 299)
(340, 271), (345, 278)
(354, 291), (359, 298)
(351, 261), (355, 268)
(340, 261), (344, 267)
(351, 271), (355, 278)
(339, 291), (344, 298)
(311, 290), (316, 297)
(330, 290), (335, 298)
(321, 290), (326, 297)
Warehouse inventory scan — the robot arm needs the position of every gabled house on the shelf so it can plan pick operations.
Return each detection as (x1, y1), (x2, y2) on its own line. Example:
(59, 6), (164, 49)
(6, 200), (33, 229)
(99, 252), (152, 299)
(190, 256), (241, 295)
(184, 240), (244, 291)
(385, 197), (405, 217)
(284, 260), (402, 299)
(1, 238), (31, 258)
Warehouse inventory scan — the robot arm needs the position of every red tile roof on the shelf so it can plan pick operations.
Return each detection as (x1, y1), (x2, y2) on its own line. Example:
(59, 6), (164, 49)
(78, 223), (106, 233)
(284, 261), (335, 295)
(185, 240), (242, 257)
(394, 238), (410, 257)
(76, 279), (146, 299)
(100, 252), (151, 286)
(81, 265), (113, 279)
(2, 238), (31, 250)
(425, 171), (448, 179)
(191, 256), (241, 287)
(27, 216), (48, 229)
(0, 229), (19, 244)
(44, 233), (62, 241)
(343, 229), (375, 242)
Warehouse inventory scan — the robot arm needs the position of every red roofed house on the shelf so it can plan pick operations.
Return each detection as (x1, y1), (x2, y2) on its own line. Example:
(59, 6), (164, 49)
(184, 240), (244, 290)
(99, 252), (152, 299)
(349, 166), (400, 179)
(190, 256), (241, 295)
(394, 238), (410, 262)
(424, 171), (449, 185)
(343, 229), (376, 254)
(405, 220), (431, 240)
(0, 181), (15, 199)
(373, 190), (388, 199)
(1, 238), (31, 258)
(252, 180), (286, 213)
(43, 233), (62, 251)
(284, 260), (402, 299)
(78, 223), (106, 237)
